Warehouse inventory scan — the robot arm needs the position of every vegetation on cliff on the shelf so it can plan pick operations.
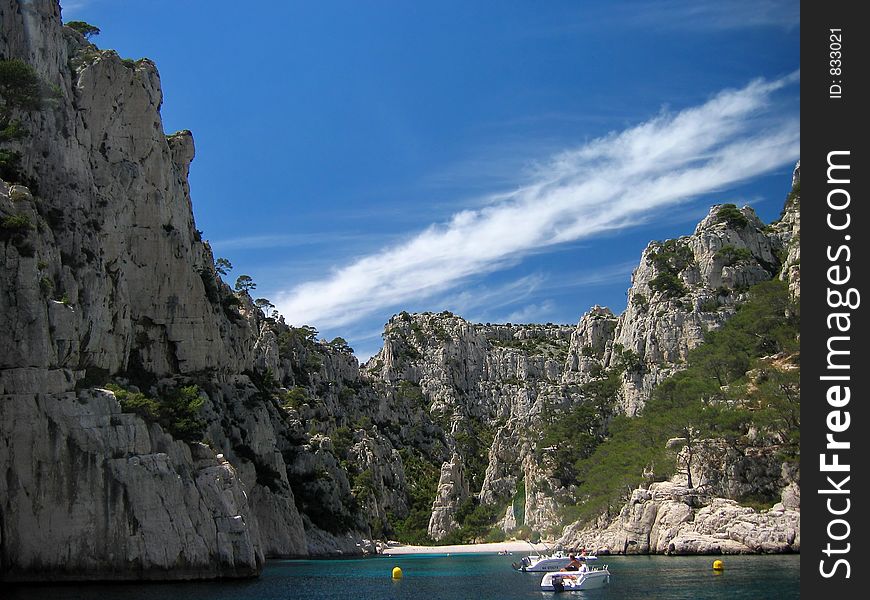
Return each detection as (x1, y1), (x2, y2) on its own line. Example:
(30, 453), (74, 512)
(562, 279), (799, 523)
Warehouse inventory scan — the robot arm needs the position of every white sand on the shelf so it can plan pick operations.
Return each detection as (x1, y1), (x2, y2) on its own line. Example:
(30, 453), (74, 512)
(381, 540), (551, 555)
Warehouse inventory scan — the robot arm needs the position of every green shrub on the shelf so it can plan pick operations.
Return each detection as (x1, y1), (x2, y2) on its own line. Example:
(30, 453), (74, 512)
(330, 426), (354, 458)
(646, 240), (693, 298)
(513, 525), (531, 540)
(39, 276), (55, 297)
(632, 293), (649, 311)
(698, 298), (720, 312)
(647, 239), (694, 273)
(714, 204), (749, 229)
(107, 384), (160, 420)
(198, 267), (220, 303)
(0, 119), (24, 142)
(390, 449), (440, 544)
(329, 336), (353, 353)
(0, 213), (32, 233)
(282, 386), (308, 410)
(737, 493), (779, 512)
(0, 59), (43, 112)
(714, 245), (753, 267)
(0, 149), (23, 182)
(108, 383), (205, 442)
(484, 528), (506, 543)
(1, 58), (57, 151)
(649, 272), (688, 298)
(397, 380), (425, 405)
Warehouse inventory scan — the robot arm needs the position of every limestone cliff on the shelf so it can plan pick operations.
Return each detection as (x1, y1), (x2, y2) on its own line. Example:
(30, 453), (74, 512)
(554, 174), (801, 554)
(559, 480), (799, 555)
(0, 0), (373, 580)
(363, 315), (580, 539)
(597, 202), (785, 415)
(362, 188), (799, 540)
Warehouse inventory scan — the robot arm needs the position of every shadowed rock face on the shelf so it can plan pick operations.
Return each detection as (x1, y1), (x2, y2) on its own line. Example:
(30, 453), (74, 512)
(1, 0), (800, 580)
(0, 0), (304, 580)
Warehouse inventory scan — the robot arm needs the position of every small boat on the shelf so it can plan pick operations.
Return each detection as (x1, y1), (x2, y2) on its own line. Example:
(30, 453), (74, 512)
(513, 551), (598, 572)
(540, 565), (611, 592)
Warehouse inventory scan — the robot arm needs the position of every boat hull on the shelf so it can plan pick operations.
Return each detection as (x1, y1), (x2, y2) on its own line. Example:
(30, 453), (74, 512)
(540, 569), (611, 591)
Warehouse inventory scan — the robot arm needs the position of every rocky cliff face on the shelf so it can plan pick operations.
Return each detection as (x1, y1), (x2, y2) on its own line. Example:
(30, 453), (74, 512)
(364, 314), (582, 539)
(599, 203), (784, 415)
(362, 187), (799, 539)
(553, 172), (801, 555)
(0, 0), (380, 580)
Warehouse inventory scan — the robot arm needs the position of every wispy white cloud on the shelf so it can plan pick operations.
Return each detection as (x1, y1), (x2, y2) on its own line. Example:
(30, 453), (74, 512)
(439, 274), (546, 316)
(632, 0), (800, 31)
(275, 73), (799, 330)
(525, 0), (799, 37)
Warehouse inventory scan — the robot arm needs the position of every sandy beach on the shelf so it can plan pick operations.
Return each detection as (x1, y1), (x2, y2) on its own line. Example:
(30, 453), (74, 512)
(380, 540), (552, 555)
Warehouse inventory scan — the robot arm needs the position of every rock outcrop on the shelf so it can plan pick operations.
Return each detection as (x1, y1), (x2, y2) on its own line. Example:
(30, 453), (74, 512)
(559, 481), (799, 555)
(0, 387), (263, 580)
(428, 453), (469, 540)
(776, 162), (801, 299)
(596, 203), (785, 415)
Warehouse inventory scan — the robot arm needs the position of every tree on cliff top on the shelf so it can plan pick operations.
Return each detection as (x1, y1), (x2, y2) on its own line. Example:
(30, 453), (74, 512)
(65, 21), (101, 39)
(235, 274), (256, 294)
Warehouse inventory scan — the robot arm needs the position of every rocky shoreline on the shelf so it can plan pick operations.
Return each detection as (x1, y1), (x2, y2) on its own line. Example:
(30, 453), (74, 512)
(559, 481), (799, 556)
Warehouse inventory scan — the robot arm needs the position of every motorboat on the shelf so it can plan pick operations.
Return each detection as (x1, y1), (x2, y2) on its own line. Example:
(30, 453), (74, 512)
(540, 565), (611, 592)
(512, 550), (598, 572)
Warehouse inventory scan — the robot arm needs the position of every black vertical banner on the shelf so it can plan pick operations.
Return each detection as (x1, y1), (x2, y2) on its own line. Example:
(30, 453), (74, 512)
(802, 1), (867, 597)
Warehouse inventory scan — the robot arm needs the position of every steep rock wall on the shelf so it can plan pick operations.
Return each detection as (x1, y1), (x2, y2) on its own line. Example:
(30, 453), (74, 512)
(0, 0), (361, 579)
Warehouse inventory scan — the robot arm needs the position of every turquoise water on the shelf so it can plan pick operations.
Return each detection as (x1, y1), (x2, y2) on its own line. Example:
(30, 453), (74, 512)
(5, 553), (799, 599)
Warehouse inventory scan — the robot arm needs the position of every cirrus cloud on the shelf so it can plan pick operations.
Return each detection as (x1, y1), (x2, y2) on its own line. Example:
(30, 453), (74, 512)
(275, 73), (799, 330)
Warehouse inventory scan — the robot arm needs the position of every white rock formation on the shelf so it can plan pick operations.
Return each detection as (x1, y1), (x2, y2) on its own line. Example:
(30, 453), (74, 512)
(428, 453), (470, 540)
(559, 481), (799, 555)
(0, 389), (262, 580)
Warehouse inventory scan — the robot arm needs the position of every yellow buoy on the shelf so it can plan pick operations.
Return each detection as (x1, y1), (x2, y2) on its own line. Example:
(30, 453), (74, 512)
(392, 566), (403, 579)
(712, 559), (724, 571)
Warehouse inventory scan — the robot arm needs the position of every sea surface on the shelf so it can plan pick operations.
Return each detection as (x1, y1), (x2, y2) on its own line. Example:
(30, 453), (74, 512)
(5, 553), (799, 599)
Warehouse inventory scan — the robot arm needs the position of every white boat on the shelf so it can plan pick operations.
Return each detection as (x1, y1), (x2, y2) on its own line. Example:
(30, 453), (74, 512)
(512, 551), (598, 572)
(540, 565), (611, 592)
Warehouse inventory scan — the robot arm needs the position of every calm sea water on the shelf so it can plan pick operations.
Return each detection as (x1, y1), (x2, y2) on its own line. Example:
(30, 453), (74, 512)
(5, 553), (799, 599)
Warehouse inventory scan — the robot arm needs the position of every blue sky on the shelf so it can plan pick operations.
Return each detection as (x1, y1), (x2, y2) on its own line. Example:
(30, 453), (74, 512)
(62, 1), (800, 360)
